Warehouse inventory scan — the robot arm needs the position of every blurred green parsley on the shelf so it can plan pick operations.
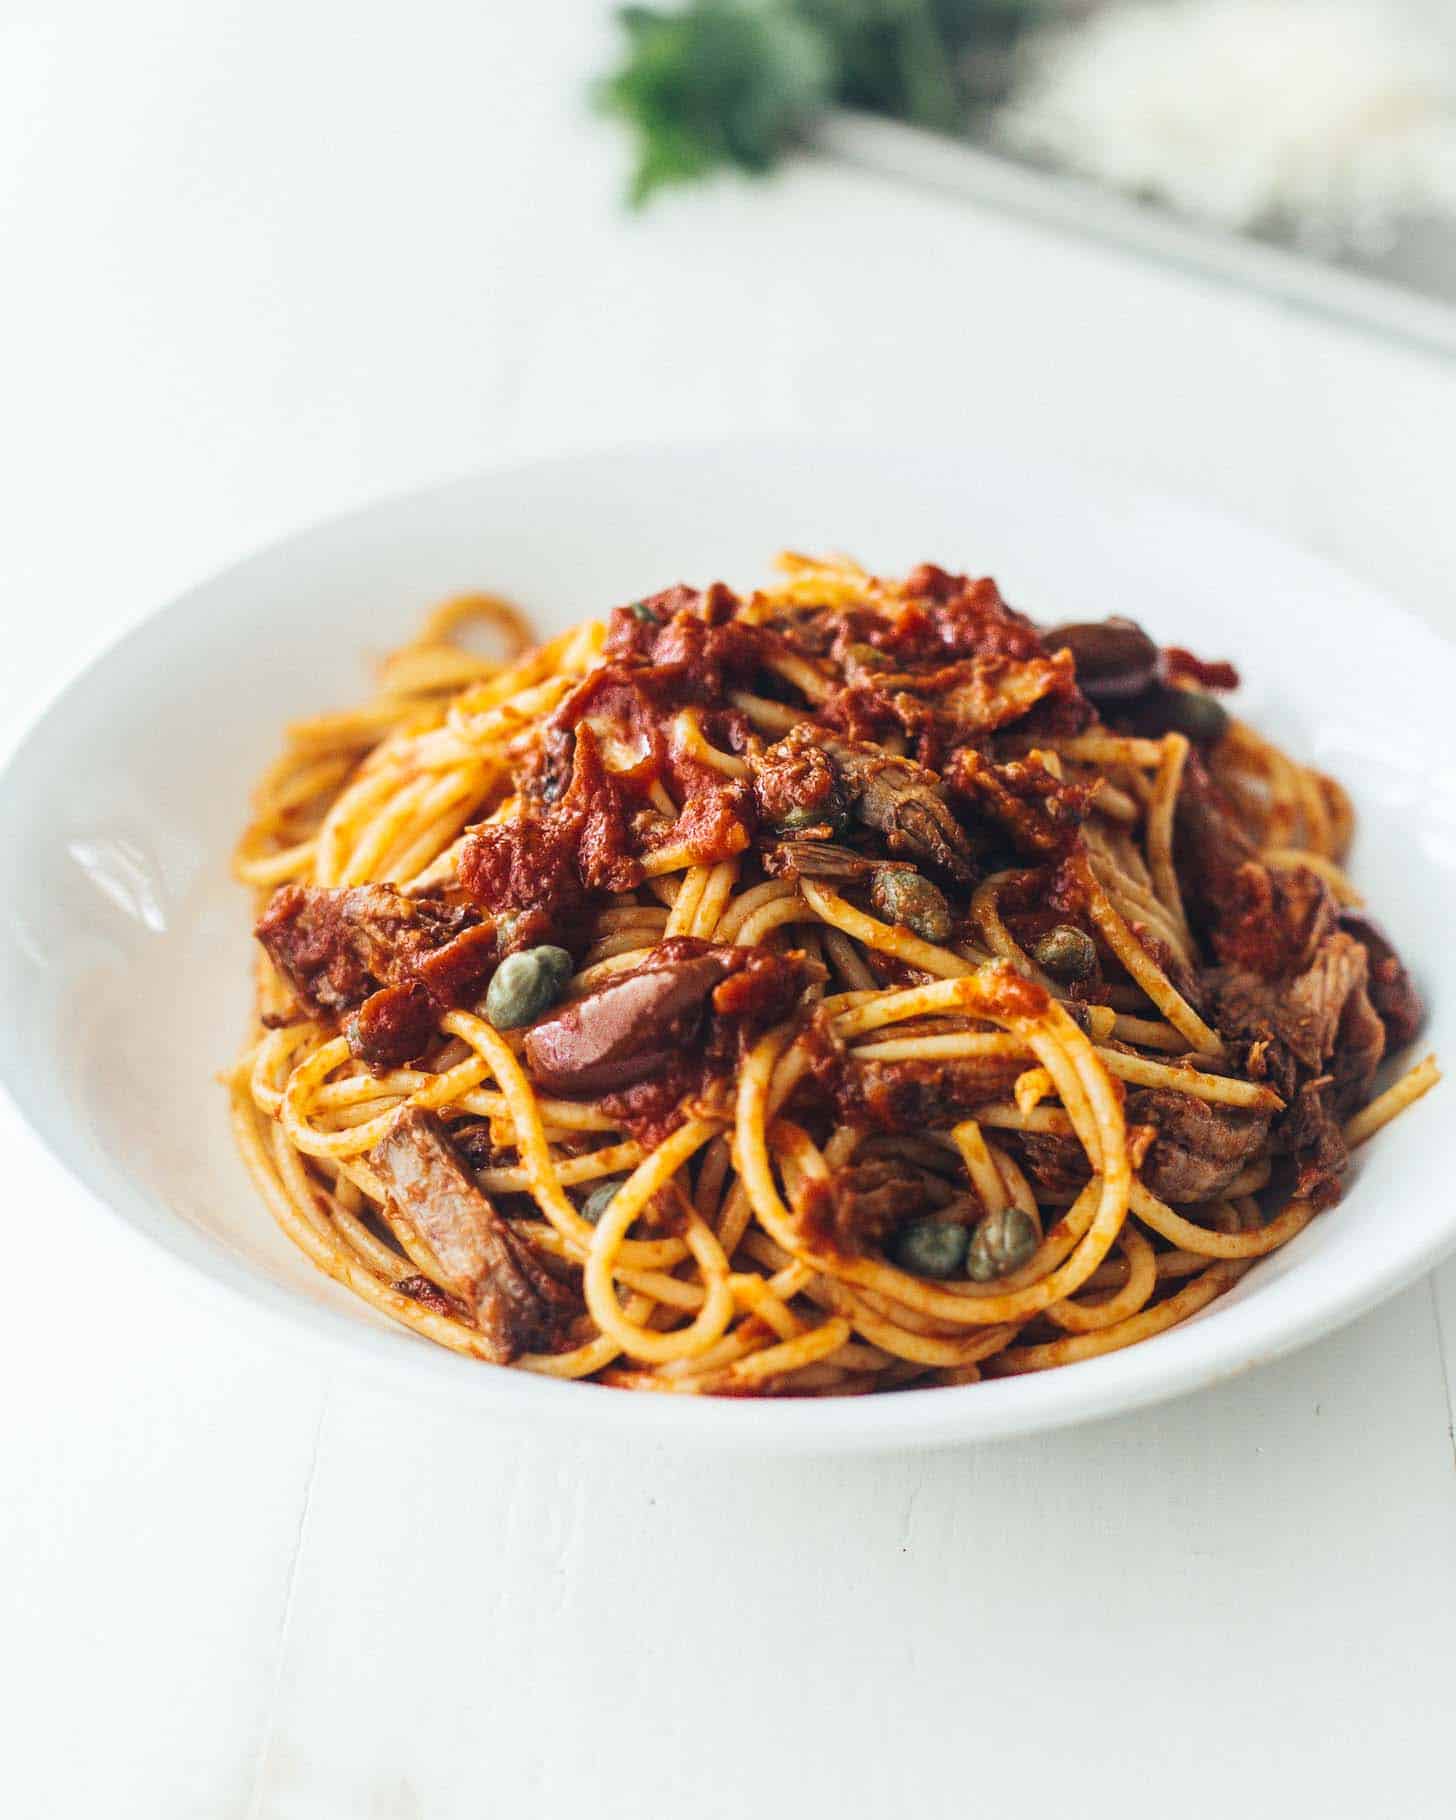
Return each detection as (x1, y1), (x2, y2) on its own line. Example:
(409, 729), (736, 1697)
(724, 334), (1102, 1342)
(598, 0), (1047, 204)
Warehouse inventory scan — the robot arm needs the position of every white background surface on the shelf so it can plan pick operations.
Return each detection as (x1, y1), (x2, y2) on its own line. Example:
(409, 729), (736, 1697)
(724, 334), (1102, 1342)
(3, 4), (1456, 1816)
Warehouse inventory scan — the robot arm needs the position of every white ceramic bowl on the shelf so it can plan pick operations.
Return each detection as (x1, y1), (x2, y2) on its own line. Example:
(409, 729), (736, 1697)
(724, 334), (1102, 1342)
(1, 438), (1451, 1451)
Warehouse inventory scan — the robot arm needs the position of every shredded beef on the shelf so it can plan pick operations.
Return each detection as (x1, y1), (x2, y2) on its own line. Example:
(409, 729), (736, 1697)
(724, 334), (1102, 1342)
(371, 1108), (575, 1362)
(255, 884), (498, 1064)
(1209, 931), (1386, 1207)
(1125, 1087), (1271, 1203)
(1339, 911), (1424, 1049)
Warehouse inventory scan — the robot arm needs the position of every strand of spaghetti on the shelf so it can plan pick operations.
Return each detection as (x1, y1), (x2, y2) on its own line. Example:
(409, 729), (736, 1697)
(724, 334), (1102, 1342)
(800, 880), (975, 980)
(1344, 1055), (1441, 1148)
(763, 650), (833, 703)
(976, 1102), (1076, 1135)
(1043, 1222), (1157, 1332)
(436, 1009), (716, 1270)
(1088, 779), (1141, 823)
(351, 759), (493, 883)
(953, 1120), (1008, 1216)
(821, 926), (879, 990)
(511, 1222), (701, 1300)
(1145, 732), (1192, 948)
(412, 589), (533, 657)
(852, 1028), (1278, 1111)
(1261, 847), (1363, 906)
(714, 878), (798, 940)
(988, 1140), (1040, 1220)
(735, 895), (811, 946)
(583, 1121), (735, 1363)
(664, 865), (710, 937)
(813, 1277), (1021, 1367)
(230, 1076), (498, 1361)
(446, 672), (585, 750)
(249, 1021), (321, 1116)
(235, 837), (319, 888)
(728, 690), (805, 734)
(741, 979), (1131, 1323)
(314, 764), (408, 884)
(987, 1259), (1250, 1374)
(1130, 1180), (1316, 1259)
(1053, 733), (1166, 768)
(970, 874), (1058, 989)
(690, 858), (740, 939)
(1090, 855), (1191, 963)
(281, 1037), (489, 1158)
(671, 709), (751, 780)
(1111, 1014), (1186, 1053)
(639, 825), (751, 878)
(1081, 864), (1225, 1056)
(475, 1139), (647, 1196)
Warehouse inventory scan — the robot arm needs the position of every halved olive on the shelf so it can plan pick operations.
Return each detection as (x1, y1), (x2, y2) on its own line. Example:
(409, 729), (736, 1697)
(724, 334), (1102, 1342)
(1043, 618), (1159, 704)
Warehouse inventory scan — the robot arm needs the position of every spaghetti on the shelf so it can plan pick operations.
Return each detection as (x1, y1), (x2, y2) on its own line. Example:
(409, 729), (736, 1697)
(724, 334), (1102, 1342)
(230, 559), (1438, 1394)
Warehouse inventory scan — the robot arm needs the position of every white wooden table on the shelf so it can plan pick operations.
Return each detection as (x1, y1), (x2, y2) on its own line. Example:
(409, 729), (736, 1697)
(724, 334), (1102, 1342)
(3, 6), (1455, 1815)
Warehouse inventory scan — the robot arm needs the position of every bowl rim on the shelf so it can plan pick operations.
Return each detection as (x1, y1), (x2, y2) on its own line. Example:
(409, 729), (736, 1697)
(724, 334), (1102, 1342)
(2, 433), (1451, 1453)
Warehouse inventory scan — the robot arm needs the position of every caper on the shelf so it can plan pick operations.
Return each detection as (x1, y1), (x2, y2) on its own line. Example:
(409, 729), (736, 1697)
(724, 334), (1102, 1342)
(484, 944), (572, 1029)
(890, 1218), (970, 1280)
(578, 1176), (629, 1225)
(1033, 924), (1097, 982)
(870, 866), (952, 942)
(776, 784), (850, 840)
(967, 1206), (1039, 1282)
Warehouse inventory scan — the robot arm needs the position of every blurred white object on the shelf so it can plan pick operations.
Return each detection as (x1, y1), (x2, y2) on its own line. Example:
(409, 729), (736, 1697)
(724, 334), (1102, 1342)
(1000, 0), (1456, 250)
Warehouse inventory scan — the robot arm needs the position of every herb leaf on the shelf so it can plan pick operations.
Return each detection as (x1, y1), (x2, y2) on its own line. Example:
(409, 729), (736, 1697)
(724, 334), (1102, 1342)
(597, 2), (835, 205)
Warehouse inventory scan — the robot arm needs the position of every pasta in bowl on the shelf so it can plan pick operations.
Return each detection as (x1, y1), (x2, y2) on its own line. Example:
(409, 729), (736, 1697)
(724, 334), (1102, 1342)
(231, 553), (1437, 1396)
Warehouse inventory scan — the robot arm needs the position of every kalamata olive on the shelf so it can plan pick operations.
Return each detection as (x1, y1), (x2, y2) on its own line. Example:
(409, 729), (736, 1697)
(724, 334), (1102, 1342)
(484, 945), (573, 1029)
(579, 1177), (629, 1225)
(1043, 618), (1159, 703)
(890, 1218), (970, 1279)
(1033, 924), (1097, 981)
(523, 952), (732, 1095)
(1128, 682), (1230, 745)
(968, 1206), (1039, 1281)
(870, 866), (953, 942)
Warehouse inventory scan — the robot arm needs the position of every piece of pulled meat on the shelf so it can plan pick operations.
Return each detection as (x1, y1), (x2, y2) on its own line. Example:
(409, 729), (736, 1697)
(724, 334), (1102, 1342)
(371, 1108), (575, 1362)
(800, 1012), (1026, 1134)
(257, 883), (474, 1012)
(1339, 910), (1424, 1049)
(798, 1157), (957, 1256)
(1209, 930), (1386, 1207)
(1012, 1091), (1267, 1206)
(255, 883), (499, 1066)
(1124, 1087), (1271, 1204)
(461, 721), (641, 932)
(945, 748), (1090, 862)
